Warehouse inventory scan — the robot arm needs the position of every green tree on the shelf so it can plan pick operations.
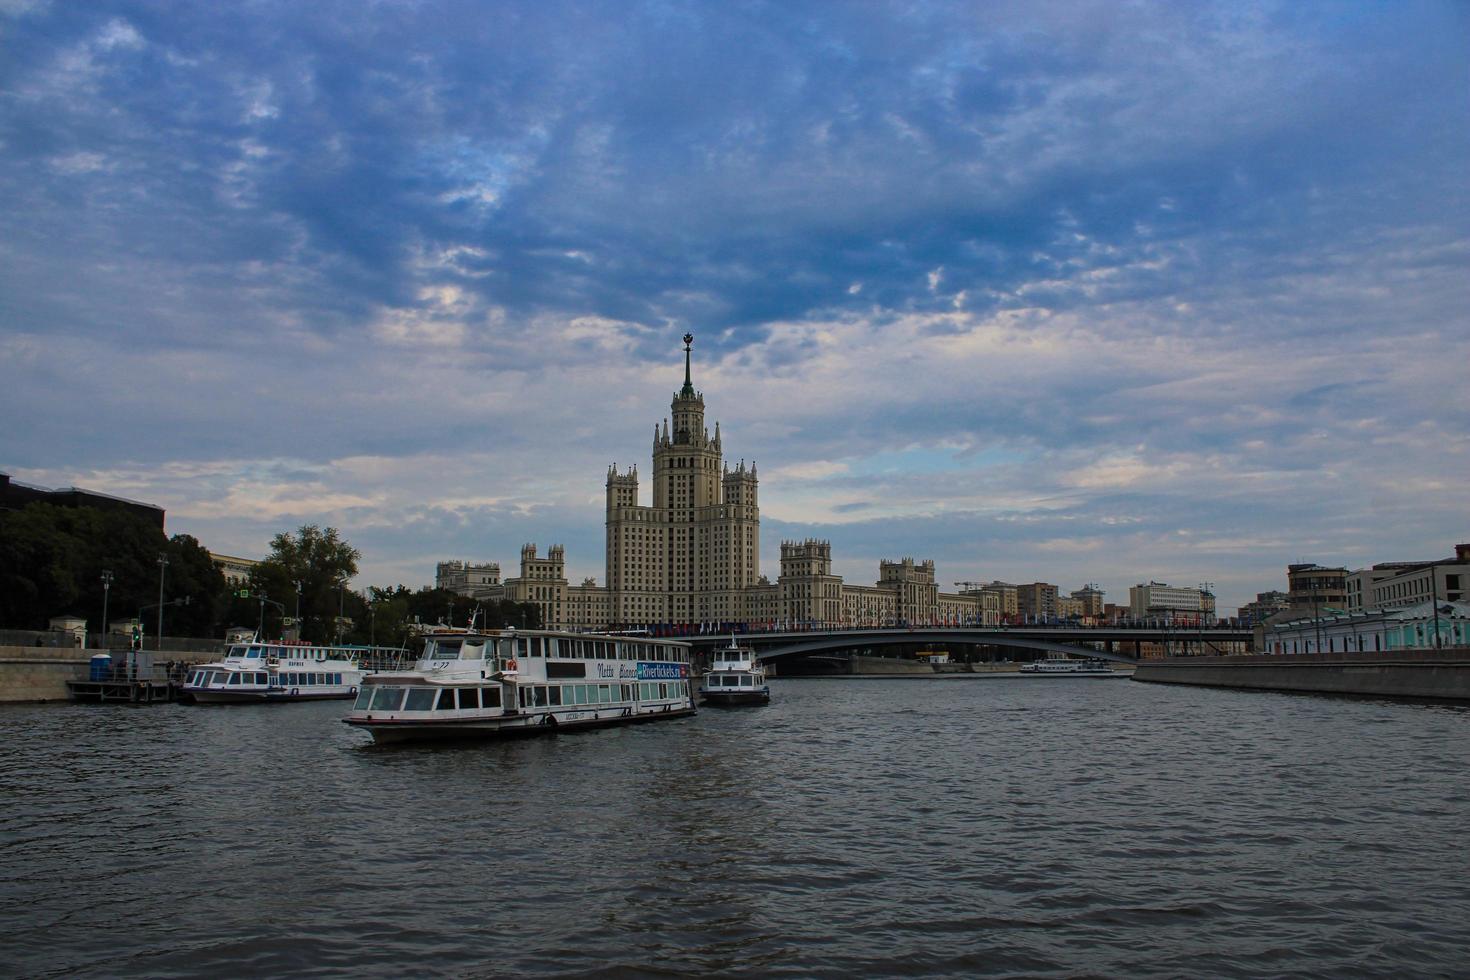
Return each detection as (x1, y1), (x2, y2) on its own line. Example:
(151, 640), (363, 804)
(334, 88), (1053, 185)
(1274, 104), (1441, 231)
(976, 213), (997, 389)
(161, 534), (228, 638)
(0, 502), (186, 634)
(248, 525), (360, 643)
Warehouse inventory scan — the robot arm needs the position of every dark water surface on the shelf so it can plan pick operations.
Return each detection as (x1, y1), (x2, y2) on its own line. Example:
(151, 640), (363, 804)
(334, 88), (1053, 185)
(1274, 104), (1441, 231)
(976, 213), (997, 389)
(3, 678), (1469, 978)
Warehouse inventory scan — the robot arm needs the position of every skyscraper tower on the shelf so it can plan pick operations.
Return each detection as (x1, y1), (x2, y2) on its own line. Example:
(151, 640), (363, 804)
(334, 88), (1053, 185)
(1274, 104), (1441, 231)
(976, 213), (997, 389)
(605, 333), (759, 627)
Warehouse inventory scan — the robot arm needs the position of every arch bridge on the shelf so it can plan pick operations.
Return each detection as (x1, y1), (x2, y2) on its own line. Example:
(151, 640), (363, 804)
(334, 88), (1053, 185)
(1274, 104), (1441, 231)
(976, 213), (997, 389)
(687, 626), (1251, 668)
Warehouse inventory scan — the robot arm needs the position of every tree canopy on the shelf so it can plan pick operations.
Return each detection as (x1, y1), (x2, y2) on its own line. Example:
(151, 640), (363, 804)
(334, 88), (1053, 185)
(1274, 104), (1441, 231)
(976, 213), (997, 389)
(242, 525), (361, 644)
(0, 503), (224, 635)
(1, 510), (533, 647)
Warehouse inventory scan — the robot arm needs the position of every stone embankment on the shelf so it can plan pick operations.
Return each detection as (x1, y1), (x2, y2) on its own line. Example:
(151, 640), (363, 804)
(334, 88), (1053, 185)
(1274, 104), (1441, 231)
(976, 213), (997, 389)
(1132, 648), (1470, 701)
(0, 646), (214, 703)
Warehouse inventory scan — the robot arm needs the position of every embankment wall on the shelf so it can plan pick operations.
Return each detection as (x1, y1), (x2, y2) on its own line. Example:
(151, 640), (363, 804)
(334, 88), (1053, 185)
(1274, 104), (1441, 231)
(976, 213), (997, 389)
(1132, 648), (1470, 701)
(0, 647), (215, 703)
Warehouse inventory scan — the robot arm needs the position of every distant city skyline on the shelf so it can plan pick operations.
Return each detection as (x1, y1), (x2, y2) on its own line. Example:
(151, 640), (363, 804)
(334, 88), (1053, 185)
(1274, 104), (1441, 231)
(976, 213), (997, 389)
(2, 2), (1466, 616)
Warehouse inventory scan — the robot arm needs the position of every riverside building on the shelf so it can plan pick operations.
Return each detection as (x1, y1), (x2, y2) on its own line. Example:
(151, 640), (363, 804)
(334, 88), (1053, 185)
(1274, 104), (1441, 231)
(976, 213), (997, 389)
(443, 335), (1001, 632)
(1128, 581), (1216, 624)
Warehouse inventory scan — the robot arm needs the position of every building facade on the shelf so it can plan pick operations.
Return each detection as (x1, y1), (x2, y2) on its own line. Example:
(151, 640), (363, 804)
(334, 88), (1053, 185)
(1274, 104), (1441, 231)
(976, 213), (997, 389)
(209, 552), (258, 586)
(2, 472), (165, 529)
(435, 560), (502, 597)
(1344, 544), (1470, 613)
(1238, 590), (1290, 626)
(1129, 581), (1215, 624)
(1286, 563), (1349, 612)
(443, 336), (1002, 631)
(1262, 600), (1470, 655)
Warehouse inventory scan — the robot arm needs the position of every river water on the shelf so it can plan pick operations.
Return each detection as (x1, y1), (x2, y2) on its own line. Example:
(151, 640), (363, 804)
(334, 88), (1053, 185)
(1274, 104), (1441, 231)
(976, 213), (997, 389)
(3, 677), (1468, 978)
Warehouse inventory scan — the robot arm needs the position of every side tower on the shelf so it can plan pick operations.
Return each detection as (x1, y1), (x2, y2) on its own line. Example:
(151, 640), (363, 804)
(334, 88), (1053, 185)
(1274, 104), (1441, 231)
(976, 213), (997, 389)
(779, 539), (841, 626)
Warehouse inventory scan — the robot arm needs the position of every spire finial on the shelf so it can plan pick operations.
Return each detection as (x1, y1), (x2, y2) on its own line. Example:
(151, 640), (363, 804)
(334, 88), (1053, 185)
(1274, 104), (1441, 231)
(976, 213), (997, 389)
(679, 332), (696, 398)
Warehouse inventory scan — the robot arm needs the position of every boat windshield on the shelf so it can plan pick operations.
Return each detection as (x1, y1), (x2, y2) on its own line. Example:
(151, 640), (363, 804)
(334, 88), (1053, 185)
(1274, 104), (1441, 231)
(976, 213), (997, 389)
(425, 639), (461, 660)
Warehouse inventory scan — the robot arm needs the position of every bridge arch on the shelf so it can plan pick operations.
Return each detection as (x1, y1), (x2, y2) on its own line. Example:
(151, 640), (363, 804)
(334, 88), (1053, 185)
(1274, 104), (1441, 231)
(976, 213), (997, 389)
(703, 628), (1141, 667)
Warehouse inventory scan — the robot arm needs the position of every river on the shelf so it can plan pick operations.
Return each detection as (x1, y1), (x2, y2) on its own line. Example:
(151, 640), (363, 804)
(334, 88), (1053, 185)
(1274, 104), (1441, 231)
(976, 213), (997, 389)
(3, 677), (1468, 977)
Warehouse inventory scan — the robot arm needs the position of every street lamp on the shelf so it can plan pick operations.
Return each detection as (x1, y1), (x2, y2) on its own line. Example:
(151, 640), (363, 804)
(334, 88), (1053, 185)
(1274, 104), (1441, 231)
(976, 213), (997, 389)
(336, 580), (348, 644)
(100, 570), (113, 646)
(156, 554), (169, 652)
(1429, 563), (1444, 650)
(294, 580), (302, 637)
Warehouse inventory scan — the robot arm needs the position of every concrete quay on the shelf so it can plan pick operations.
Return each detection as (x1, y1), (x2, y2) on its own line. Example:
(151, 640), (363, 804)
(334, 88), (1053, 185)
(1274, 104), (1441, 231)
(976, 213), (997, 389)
(0, 645), (212, 703)
(1131, 648), (1470, 701)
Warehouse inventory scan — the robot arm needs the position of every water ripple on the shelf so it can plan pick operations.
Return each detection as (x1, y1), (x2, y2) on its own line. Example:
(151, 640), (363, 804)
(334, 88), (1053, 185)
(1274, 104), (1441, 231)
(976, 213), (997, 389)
(3, 682), (1470, 976)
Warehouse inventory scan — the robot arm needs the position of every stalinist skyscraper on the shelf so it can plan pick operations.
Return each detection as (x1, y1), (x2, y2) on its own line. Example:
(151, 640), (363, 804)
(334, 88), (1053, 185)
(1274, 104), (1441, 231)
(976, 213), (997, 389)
(442, 333), (998, 632)
(605, 333), (760, 628)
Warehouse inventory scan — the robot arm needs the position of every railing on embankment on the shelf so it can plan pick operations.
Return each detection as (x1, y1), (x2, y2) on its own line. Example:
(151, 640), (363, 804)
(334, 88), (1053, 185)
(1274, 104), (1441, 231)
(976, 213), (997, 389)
(1131, 648), (1470, 701)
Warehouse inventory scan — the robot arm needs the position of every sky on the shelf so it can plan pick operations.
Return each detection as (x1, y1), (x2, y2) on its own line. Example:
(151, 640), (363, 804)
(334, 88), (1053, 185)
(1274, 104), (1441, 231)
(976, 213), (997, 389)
(2, 1), (1467, 616)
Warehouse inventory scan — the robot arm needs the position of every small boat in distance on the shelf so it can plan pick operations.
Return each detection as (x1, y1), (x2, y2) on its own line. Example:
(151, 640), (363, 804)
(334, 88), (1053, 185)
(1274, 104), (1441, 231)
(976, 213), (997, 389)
(698, 637), (771, 706)
(1018, 655), (1119, 677)
(182, 638), (406, 704)
(343, 628), (696, 743)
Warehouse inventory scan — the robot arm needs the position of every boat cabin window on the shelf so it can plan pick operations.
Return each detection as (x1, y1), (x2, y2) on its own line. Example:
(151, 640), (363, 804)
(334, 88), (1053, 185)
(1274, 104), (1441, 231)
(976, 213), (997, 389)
(369, 687), (406, 711)
(462, 640), (486, 659)
(227, 646), (247, 658)
(404, 689), (436, 711)
(353, 688), (372, 710)
(460, 688), (481, 709)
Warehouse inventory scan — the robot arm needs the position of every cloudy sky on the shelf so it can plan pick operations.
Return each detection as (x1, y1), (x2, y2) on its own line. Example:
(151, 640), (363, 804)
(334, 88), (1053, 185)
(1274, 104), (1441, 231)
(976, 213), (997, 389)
(2, 1), (1466, 615)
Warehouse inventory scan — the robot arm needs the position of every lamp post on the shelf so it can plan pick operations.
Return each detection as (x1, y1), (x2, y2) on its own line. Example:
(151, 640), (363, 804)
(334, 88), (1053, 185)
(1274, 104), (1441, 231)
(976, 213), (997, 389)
(1311, 575), (1323, 655)
(1199, 582), (1213, 656)
(294, 580), (302, 638)
(1430, 563), (1443, 650)
(336, 580), (347, 644)
(100, 570), (113, 647)
(156, 554), (169, 652)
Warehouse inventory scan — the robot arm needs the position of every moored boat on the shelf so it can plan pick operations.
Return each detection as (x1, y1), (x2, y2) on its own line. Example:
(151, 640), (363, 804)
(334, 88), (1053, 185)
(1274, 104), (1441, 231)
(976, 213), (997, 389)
(342, 628), (695, 743)
(182, 638), (405, 704)
(698, 637), (770, 706)
(1018, 655), (1119, 676)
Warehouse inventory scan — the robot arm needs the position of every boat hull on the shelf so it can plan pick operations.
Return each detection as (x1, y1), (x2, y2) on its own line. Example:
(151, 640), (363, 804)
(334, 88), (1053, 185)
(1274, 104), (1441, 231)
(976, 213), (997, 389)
(343, 704), (697, 744)
(699, 690), (771, 705)
(1016, 670), (1123, 677)
(186, 688), (356, 704)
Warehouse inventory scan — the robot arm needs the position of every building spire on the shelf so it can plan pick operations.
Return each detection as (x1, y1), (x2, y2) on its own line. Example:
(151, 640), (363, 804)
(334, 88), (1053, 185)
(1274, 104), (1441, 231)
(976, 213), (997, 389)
(679, 332), (696, 399)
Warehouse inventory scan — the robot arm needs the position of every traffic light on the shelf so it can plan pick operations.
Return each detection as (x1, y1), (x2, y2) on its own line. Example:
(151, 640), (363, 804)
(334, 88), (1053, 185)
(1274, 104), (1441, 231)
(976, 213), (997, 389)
(237, 589), (250, 599)
(130, 623), (142, 651)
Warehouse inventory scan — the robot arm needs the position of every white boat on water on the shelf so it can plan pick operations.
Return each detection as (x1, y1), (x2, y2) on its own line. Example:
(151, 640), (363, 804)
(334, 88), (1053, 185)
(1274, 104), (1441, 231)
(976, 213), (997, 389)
(342, 628), (695, 743)
(183, 639), (403, 704)
(698, 637), (770, 706)
(1018, 655), (1120, 676)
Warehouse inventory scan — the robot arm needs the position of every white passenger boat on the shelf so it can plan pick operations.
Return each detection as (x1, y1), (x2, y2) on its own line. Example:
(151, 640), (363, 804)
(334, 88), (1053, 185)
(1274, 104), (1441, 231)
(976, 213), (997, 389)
(182, 639), (402, 704)
(342, 628), (696, 743)
(698, 637), (770, 706)
(1018, 655), (1119, 676)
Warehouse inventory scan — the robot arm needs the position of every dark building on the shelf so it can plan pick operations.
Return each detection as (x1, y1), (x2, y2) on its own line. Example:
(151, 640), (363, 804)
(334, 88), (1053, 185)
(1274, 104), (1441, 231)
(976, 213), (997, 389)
(0, 472), (165, 530)
(1286, 562), (1348, 612)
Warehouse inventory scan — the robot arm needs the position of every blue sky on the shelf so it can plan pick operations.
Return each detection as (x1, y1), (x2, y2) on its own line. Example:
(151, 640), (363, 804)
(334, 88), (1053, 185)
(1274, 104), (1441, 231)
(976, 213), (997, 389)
(2, 1), (1466, 615)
